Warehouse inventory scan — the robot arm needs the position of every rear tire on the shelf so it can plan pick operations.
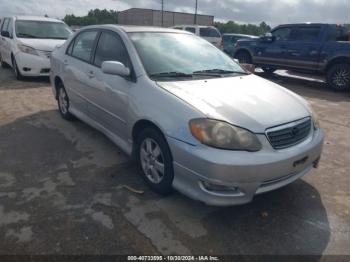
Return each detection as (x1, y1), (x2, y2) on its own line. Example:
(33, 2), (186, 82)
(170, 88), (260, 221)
(57, 82), (74, 121)
(262, 67), (276, 74)
(326, 63), (350, 91)
(12, 56), (23, 80)
(136, 128), (174, 195)
(235, 51), (252, 64)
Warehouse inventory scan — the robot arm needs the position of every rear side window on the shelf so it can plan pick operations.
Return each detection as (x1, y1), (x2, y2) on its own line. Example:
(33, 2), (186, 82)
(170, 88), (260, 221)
(174, 27), (182, 30)
(199, 27), (221, 38)
(289, 27), (321, 42)
(7, 19), (13, 37)
(327, 25), (348, 41)
(93, 31), (131, 68)
(185, 27), (195, 33)
(70, 30), (98, 62)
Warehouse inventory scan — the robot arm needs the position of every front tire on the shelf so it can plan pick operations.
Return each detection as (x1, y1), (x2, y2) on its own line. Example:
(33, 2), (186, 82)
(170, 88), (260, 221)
(12, 56), (23, 80)
(326, 63), (350, 91)
(0, 53), (8, 68)
(57, 83), (74, 121)
(235, 51), (252, 64)
(262, 67), (276, 74)
(136, 128), (174, 195)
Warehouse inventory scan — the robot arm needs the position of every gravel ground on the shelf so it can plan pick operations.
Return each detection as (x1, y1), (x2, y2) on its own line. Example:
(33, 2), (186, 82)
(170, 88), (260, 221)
(0, 66), (349, 256)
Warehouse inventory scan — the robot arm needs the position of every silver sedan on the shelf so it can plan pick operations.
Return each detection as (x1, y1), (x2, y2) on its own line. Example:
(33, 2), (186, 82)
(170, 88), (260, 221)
(50, 25), (324, 206)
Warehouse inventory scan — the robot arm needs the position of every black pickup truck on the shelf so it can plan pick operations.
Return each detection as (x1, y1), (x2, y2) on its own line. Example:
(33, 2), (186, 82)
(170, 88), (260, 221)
(232, 23), (350, 90)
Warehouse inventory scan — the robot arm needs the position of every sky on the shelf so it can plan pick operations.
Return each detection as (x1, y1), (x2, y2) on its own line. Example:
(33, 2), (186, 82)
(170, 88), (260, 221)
(0, 0), (349, 26)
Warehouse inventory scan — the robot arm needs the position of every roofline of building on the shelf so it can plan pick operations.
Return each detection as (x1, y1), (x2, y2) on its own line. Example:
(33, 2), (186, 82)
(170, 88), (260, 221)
(119, 7), (214, 18)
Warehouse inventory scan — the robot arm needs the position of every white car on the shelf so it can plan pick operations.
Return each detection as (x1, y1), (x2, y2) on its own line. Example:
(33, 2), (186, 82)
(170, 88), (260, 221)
(0, 16), (72, 79)
(172, 25), (222, 48)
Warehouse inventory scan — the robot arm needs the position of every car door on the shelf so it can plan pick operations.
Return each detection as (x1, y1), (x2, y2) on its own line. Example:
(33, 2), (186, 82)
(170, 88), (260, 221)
(86, 30), (134, 141)
(63, 30), (99, 114)
(283, 26), (323, 70)
(254, 26), (292, 67)
(0, 18), (10, 64)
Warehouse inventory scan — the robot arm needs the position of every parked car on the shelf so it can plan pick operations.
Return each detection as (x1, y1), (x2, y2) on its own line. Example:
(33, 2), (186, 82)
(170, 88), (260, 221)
(0, 16), (72, 79)
(50, 25), (324, 206)
(172, 25), (222, 48)
(233, 23), (350, 91)
(222, 33), (257, 55)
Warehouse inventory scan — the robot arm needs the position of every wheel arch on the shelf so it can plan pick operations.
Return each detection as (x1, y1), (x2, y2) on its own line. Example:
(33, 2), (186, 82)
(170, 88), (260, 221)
(325, 56), (350, 72)
(53, 76), (64, 100)
(233, 48), (253, 61)
(131, 119), (172, 159)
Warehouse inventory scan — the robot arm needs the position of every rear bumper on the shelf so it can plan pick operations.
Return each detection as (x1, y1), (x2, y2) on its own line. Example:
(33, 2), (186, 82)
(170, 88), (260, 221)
(15, 52), (50, 76)
(168, 128), (324, 206)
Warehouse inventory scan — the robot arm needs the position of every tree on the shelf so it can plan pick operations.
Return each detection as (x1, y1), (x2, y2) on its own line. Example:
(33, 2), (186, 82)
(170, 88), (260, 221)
(214, 21), (271, 36)
(64, 9), (118, 26)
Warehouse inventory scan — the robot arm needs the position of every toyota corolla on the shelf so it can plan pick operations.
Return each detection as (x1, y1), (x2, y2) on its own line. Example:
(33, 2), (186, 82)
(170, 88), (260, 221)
(50, 25), (324, 206)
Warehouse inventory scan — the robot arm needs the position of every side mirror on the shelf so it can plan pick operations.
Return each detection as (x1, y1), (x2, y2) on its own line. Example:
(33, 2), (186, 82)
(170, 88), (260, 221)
(102, 61), (130, 77)
(1, 31), (10, 38)
(260, 32), (274, 43)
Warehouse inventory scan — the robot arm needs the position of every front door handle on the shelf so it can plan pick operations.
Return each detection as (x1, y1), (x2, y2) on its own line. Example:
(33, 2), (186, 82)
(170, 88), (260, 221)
(288, 50), (300, 56)
(87, 70), (95, 78)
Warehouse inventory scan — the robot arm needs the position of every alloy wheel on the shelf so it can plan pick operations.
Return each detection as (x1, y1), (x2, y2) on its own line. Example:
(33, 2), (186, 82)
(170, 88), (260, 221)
(140, 138), (165, 184)
(332, 68), (350, 88)
(58, 88), (69, 114)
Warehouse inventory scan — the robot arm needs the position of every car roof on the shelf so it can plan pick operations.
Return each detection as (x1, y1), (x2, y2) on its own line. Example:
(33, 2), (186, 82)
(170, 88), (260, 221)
(14, 16), (64, 23)
(222, 33), (257, 37)
(173, 25), (215, 28)
(81, 24), (193, 34)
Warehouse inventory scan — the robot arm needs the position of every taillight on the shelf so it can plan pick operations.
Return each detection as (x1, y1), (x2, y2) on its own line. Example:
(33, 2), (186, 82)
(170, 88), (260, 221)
(220, 38), (223, 49)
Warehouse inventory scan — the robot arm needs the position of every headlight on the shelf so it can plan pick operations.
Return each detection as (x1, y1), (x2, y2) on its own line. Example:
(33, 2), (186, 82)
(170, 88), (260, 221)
(17, 44), (39, 56)
(310, 106), (320, 129)
(189, 119), (262, 151)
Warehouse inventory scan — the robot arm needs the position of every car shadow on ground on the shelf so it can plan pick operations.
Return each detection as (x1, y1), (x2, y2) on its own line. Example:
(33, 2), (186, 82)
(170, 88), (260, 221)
(0, 67), (50, 90)
(0, 109), (331, 255)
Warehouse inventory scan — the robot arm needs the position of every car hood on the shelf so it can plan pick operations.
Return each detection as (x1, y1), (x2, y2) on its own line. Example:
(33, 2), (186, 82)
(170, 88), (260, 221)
(18, 38), (66, 52)
(157, 74), (310, 133)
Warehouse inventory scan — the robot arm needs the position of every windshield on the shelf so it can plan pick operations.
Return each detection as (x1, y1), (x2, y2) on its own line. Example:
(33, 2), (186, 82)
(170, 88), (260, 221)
(129, 32), (245, 78)
(15, 20), (72, 39)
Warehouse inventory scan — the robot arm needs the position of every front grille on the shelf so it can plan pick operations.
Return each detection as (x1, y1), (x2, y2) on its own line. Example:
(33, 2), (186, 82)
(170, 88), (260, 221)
(266, 118), (312, 149)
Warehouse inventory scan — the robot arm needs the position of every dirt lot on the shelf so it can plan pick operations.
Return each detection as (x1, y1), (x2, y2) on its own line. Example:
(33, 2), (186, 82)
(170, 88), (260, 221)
(0, 66), (349, 256)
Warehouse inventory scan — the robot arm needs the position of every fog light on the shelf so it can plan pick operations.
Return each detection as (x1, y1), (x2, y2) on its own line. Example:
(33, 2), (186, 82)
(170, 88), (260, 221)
(201, 181), (240, 193)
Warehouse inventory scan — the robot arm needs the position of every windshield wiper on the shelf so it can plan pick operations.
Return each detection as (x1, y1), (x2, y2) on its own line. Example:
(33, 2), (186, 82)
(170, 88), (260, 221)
(193, 69), (248, 75)
(149, 71), (193, 78)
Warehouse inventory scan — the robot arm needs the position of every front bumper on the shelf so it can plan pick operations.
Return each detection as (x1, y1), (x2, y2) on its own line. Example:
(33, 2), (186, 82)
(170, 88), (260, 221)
(15, 52), (51, 76)
(168, 128), (324, 206)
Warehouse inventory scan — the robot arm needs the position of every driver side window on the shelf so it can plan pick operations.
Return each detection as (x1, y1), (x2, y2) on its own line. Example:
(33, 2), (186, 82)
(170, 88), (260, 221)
(271, 27), (291, 41)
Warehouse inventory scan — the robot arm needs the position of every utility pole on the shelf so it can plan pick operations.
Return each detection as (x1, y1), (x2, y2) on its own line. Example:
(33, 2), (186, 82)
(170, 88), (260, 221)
(194, 0), (198, 24)
(161, 0), (164, 27)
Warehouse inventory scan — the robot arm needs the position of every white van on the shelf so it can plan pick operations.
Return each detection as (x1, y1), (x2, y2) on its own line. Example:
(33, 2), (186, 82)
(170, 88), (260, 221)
(0, 16), (72, 79)
(172, 25), (222, 48)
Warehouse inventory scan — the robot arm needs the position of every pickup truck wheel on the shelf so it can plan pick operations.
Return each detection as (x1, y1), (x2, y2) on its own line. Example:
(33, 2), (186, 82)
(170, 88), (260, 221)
(327, 64), (350, 91)
(235, 51), (252, 64)
(262, 67), (276, 74)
